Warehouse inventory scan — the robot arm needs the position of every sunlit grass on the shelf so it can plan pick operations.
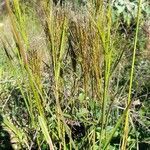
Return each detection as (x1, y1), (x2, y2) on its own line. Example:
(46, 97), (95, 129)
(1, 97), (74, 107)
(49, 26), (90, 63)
(0, 0), (146, 149)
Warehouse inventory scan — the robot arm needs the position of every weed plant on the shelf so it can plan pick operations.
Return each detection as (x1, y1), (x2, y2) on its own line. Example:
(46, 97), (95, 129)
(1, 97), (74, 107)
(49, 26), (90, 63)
(0, 0), (149, 150)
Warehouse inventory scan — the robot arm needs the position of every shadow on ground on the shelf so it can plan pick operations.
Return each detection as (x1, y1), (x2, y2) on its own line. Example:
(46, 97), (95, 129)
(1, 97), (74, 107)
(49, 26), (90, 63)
(0, 114), (13, 150)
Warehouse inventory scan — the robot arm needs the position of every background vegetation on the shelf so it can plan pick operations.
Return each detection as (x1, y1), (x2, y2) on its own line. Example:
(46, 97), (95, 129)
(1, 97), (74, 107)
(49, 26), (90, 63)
(0, 0), (150, 149)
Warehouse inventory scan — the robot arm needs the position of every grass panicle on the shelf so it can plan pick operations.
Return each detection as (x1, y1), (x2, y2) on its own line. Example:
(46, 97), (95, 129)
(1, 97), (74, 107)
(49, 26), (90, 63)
(0, 0), (147, 149)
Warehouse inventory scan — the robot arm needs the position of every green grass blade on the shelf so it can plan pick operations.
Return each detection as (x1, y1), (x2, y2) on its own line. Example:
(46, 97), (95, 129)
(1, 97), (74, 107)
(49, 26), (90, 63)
(38, 115), (54, 150)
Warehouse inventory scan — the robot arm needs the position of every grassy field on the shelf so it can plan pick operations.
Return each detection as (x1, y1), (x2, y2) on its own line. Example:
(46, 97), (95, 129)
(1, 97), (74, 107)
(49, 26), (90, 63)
(0, 0), (150, 149)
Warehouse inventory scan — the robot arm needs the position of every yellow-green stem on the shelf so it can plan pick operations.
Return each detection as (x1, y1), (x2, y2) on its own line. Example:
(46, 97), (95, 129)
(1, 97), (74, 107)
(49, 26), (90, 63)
(121, 0), (142, 149)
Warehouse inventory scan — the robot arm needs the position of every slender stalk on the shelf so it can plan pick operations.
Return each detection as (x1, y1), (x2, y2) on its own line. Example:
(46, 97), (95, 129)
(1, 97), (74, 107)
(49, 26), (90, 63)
(121, 0), (142, 149)
(99, 2), (112, 148)
(5, 0), (28, 66)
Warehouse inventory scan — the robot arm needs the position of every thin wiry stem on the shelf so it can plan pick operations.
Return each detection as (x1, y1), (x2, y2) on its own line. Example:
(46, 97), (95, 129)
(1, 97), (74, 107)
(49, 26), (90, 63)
(121, 0), (142, 149)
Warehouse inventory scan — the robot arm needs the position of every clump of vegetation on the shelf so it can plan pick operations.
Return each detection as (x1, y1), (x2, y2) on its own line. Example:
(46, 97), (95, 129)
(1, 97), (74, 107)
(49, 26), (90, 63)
(0, 0), (149, 149)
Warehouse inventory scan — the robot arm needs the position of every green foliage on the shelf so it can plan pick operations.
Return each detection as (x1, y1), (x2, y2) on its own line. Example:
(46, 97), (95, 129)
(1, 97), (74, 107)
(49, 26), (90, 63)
(112, 0), (150, 25)
(0, 0), (149, 149)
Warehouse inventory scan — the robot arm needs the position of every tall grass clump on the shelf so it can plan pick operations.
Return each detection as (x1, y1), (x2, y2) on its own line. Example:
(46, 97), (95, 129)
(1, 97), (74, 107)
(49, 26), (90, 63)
(0, 0), (145, 149)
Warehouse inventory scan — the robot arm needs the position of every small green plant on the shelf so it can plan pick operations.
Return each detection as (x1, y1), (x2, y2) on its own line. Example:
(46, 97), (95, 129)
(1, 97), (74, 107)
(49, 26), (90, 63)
(112, 0), (150, 25)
